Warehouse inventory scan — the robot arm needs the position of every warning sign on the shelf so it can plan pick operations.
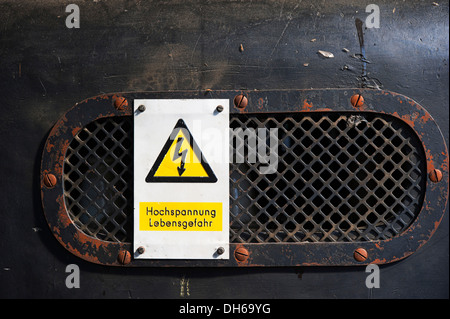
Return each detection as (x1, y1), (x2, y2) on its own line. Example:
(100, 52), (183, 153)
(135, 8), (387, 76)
(133, 99), (229, 260)
(146, 119), (217, 183)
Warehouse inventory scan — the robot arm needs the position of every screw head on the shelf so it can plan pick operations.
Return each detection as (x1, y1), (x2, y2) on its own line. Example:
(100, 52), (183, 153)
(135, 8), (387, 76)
(216, 247), (225, 255)
(234, 247), (249, 262)
(43, 173), (57, 188)
(354, 248), (368, 262)
(137, 246), (145, 254)
(216, 105), (224, 113)
(138, 104), (146, 112)
(350, 94), (364, 108)
(114, 96), (128, 110)
(429, 169), (443, 183)
(117, 250), (131, 265)
(234, 94), (248, 109)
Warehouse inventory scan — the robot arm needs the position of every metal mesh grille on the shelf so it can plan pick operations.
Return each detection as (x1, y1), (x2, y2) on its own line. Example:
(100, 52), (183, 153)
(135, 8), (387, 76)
(230, 113), (426, 243)
(63, 112), (426, 244)
(63, 117), (133, 242)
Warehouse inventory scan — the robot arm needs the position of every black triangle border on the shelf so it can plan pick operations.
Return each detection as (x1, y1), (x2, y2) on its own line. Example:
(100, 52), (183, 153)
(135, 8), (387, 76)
(145, 119), (218, 183)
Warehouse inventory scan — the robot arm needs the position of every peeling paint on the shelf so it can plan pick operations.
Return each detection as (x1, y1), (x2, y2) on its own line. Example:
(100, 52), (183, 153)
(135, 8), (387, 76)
(302, 99), (313, 111)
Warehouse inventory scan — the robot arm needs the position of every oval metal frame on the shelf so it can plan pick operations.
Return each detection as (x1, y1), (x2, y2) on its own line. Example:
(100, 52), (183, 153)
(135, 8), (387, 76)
(40, 89), (449, 266)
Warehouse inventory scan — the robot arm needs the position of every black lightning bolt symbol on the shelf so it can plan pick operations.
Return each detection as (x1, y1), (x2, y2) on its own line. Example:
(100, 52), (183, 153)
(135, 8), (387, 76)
(173, 137), (187, 176)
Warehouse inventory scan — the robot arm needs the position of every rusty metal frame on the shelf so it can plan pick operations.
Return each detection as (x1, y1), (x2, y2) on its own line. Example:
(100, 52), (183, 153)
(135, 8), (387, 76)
(40, 89), (449, 267)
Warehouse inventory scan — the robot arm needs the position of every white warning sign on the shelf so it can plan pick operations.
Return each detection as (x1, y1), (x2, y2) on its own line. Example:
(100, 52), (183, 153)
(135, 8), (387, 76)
(133, 99), (229, 260)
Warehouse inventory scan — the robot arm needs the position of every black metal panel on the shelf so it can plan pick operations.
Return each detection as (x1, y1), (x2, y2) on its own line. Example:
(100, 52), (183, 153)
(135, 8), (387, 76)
(40, 88), (447, 268)
(1, 0), (448, 298)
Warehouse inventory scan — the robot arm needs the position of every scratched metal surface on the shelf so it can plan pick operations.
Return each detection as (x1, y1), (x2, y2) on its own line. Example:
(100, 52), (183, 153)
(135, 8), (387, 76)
(0, 0), (448, 298)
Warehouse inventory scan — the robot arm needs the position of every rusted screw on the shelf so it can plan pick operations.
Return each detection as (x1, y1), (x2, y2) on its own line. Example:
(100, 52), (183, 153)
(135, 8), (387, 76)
(117, 250), (131, 265)
(216, 247), (225, 255)
(350, 94), (364, 108)
(354, 248), (368, 262)
(429, 169), (443, 183)
(234, 94), (248, 109)
(114, 96), (128, 110)
(43, 173), (57, 188)
(234, 247), (249, 262)
(137, 246), (145, 254)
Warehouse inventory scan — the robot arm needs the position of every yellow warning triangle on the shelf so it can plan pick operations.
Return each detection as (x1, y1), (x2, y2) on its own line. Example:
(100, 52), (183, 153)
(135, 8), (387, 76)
(146, 119), (217, 183)
(153, 128), (208, 178)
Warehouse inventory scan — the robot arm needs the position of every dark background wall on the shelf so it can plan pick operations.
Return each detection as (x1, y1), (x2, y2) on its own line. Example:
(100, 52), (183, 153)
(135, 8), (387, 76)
(0, 0), (448, 299)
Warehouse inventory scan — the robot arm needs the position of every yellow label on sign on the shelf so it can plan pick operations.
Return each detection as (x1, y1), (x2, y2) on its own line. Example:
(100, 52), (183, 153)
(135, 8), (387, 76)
(139, 202), (222, 231)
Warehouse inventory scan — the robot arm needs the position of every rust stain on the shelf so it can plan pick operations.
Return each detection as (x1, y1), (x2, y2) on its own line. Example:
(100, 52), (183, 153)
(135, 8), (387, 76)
(315, 108), (333, 112)
(301, 262), (323, 266)
(52, 225), (61, 237)
(72, 126), (82, 137)
(52, 139), (70, 177)
(302, 99), (313, 111)
(41, 169), (49, 188)
(425, 148), (436, 172)
(390, 100), (449, 179)
(257, 97), (265, 110)
(441, 157), (449, 173)
(372, 258), (387, 264)
(391, 111), (419, 128)
(46, 113), (70, 153)
(418, 111), (432, 124)
(46, 141), (55, 153)
(238, 107), (248, 114)
(79, 94), (110, 105)
(54, 194), (123, 265)
(53, 163), (62, 180)
(56, 195), (73, 228)
(93, 94), (111, 101)
(52, 114), (69, 136)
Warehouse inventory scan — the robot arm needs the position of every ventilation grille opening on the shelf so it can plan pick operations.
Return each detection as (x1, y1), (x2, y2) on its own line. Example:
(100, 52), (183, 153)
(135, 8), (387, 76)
(63, 112), (426, 244)
(64, 117), (133, 242)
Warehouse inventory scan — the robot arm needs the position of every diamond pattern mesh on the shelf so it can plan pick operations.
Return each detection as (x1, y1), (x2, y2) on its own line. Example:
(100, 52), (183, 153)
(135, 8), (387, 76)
(63, 117), (133, 242)
(230, 113), (426, 243)
(63, 113), (426, 244)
